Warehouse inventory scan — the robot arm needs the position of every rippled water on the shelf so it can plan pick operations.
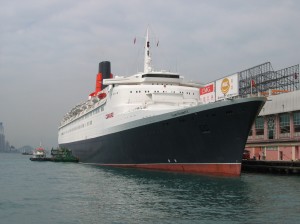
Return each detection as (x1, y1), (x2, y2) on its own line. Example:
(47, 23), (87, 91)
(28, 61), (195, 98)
(0, 153), (299, 224)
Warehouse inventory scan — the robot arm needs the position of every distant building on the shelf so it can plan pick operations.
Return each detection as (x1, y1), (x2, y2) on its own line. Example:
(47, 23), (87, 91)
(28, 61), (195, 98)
(0, 122), (5, 152)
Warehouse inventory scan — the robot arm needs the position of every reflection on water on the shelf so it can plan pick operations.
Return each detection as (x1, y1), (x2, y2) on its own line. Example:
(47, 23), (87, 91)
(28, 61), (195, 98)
(81, 166), (254, 223)
(78, 166), (300, 224)
(1, 154), (299, 224)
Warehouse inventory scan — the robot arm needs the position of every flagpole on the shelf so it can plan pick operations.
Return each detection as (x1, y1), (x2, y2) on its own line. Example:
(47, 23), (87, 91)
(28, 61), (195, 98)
(144, 27), (152, 73)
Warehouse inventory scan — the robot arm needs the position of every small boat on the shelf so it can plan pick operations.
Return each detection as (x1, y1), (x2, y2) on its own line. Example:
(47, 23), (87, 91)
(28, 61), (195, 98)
(29, 145), (79, 163)
(30, 147), (51, 161)
(22, 152), (33, 155)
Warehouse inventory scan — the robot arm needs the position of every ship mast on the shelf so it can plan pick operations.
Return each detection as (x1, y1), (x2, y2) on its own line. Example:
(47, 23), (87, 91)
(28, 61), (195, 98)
(144, 27), (152, 73)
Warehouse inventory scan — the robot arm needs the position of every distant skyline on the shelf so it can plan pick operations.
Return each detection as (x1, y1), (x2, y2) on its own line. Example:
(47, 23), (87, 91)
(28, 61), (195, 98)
(1, 0), (300, 149)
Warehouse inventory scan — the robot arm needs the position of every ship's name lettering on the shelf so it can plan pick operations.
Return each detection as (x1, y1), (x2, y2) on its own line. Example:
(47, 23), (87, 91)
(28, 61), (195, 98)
(172, 110), (189, 117)
(105, 112), (114, 119)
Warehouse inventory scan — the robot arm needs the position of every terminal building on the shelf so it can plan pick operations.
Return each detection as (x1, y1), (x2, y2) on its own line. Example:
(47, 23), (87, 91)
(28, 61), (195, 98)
(240, 63), (300, 161)
(246, 90), (300, 161)
(247, 90), (300, 161)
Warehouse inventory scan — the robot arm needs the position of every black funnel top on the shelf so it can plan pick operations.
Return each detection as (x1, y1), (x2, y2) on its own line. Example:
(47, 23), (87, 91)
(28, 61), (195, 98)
(99, 61), (111, 79)
(99, 61), (111, 89)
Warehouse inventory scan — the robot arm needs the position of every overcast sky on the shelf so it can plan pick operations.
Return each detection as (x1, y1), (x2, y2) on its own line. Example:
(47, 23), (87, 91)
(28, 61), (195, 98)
(1, 0), (299, 149)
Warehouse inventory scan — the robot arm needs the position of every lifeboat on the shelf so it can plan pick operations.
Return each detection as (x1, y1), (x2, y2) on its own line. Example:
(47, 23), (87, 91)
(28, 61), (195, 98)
(98, 92), (106, 100)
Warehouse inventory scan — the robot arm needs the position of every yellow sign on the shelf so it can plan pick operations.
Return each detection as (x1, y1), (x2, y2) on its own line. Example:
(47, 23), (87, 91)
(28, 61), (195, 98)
(221, 78), (230, 94)
(215, 73), (238, 101)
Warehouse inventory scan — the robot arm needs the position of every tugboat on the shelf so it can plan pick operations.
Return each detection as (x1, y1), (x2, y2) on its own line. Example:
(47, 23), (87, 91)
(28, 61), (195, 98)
(51, 147), (79, 162)
(29, 146), (79, 163)
(30, 146), (51, 161)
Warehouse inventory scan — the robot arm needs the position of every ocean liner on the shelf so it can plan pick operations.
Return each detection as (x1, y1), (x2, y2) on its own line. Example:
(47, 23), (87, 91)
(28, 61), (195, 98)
(58, 29), (266, 176)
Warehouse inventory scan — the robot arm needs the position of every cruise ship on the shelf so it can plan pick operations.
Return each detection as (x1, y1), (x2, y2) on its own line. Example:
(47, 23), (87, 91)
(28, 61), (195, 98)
(58, 29), (266, 176)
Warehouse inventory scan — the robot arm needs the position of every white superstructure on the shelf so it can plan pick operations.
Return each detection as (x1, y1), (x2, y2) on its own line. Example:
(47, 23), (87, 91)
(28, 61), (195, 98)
(58, 71), (204, 144)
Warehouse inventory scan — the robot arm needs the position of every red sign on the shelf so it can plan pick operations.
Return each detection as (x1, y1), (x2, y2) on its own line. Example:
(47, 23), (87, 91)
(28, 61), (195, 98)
(105, 112), (114, 119)
(200, 84), (214, 95)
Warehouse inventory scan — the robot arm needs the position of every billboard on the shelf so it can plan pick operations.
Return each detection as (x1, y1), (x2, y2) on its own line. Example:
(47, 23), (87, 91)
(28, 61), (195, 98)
(199, 82), (215, 104)
(215, 73), (239, 101)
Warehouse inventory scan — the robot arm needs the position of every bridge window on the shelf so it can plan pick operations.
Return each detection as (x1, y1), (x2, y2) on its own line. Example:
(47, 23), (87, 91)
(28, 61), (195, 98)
(142, 74), (180, 79)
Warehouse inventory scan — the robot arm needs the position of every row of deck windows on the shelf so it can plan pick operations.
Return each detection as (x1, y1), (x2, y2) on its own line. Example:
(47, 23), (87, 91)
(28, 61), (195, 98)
(129, 90), (195, 95)
(60, 120), (92, 136)
(60, 105), (105, 135)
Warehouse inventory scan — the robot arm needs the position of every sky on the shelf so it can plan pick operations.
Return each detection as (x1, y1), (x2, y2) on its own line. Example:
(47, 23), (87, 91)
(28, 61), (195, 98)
(0, 0), (300, 149)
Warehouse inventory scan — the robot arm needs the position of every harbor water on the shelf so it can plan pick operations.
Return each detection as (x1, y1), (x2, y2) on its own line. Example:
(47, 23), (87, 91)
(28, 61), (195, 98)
(0, 153), (299, 224)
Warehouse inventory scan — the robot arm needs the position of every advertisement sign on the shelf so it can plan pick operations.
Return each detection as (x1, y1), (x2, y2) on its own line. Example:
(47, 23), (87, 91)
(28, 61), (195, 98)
(215, 74), (239, 101)
(200, 82), (215, 104)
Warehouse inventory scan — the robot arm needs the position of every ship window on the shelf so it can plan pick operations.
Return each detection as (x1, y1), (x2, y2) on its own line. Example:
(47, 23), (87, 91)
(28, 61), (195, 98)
(179, 118), (185, 122)
(199, 124), (210, 134)
(142, 74), (180, 79)
(226, 110), (233, 116)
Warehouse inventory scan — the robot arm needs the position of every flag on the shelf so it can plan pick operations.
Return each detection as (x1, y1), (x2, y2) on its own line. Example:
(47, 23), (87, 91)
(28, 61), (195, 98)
(250, 79), (256, 95)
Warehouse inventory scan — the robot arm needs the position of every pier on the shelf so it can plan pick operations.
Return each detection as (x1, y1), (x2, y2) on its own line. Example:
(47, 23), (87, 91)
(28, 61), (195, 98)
(242, 160), (300, 174)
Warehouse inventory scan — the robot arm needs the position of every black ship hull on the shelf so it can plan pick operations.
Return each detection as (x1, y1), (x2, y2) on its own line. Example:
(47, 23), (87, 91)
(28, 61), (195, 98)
(60, 98), (265, 176)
